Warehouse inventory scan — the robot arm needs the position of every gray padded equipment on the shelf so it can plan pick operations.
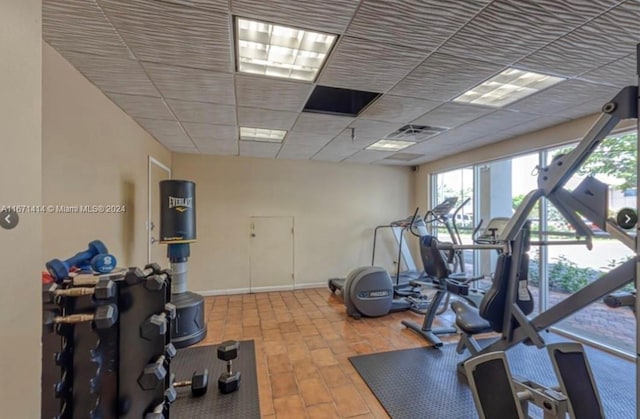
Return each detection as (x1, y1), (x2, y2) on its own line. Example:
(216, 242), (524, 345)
(343, 266), (395, 319)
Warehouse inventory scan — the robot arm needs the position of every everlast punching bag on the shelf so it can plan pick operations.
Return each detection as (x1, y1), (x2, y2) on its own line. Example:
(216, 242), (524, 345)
(159, 180), (206, 348)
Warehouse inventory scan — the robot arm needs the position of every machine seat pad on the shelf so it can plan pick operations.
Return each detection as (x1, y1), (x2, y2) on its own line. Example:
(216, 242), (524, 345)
(451, 300), (492, 334)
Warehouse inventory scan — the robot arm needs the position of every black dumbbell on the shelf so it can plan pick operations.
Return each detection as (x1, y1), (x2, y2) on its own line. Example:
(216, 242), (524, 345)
(165, 369), (209, 403)
(45, 304), (118, 331)
(125, 263), (163, 285)
(45, 240), (109, 282)
(217, 340), (241, 394)
(43, 278), (116, 303)
(144, 401), (166, 419)
(140, 303), (177, 340)
(138, 354), (170, 391)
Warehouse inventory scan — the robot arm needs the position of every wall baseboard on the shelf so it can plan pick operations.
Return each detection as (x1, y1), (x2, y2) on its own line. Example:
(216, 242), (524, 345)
(197, 281), (327, 296)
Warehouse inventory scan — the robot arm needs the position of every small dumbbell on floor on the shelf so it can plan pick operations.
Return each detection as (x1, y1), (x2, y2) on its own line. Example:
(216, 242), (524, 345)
(140, 303), (177, 340)
(43, 278), (116, 303)
(45, 304), (118, 331)
(218, 340), (241, 394)
(164, 369), (209, 403)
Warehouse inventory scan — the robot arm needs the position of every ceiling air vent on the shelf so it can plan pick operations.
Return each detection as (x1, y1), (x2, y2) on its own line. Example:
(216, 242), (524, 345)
(384, 152), (424, 161)
(387, 124), (447, 142)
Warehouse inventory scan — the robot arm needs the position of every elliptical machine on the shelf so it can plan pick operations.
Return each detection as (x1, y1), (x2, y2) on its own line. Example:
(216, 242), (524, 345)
(335, 198), (470, 320)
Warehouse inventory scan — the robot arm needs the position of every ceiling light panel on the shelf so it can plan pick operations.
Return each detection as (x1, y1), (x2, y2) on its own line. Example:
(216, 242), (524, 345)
(366, 139), (416, 152)
(236, 17), (337, 81)
(454, 68), (564, 107)
(240, 127), (287, 142)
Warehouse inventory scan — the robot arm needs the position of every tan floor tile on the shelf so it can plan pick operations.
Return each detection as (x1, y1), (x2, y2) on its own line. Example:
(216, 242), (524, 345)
(330, 384), (370, 417)
(307, 402), (340, 419)
(310, 347), (339, 367)
(267, 353), (292, 374)
(273, 395), (307, 419)
(271, 371), (299, 398)
(298, 376), (333, 406)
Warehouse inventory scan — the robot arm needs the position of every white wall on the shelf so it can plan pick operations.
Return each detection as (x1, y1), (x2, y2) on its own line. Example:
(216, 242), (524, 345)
(173, 154), (415, 293)
(42, 43), (171, 267)
(0, 1), (42, 416)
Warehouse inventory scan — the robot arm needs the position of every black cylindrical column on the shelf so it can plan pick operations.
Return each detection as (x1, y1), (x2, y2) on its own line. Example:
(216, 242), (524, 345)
(159, 180), (196, 244)
(159, 180), (206, 348)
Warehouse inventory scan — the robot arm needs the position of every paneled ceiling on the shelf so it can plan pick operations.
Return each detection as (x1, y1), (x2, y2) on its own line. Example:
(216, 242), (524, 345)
(43, 0), (638, 165)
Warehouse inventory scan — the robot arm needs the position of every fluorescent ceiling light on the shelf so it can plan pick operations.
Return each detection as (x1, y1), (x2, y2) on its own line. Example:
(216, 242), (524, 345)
(240, 127), (287, 142)
(453, 68), (565, 107)
(236, 17), (337, 81)
(366, 139), (416, 152)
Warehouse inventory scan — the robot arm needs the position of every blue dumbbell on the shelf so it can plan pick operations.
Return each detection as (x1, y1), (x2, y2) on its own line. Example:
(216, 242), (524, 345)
(91, 253), (117, 274)
(46, 240), (109, 282)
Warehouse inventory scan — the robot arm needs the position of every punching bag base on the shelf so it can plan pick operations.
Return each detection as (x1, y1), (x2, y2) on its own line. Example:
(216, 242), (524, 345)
(171, 291), (207, 349)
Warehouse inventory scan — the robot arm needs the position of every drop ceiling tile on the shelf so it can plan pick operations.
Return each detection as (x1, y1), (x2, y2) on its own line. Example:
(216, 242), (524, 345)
(457, 110), (539, 134)
(343, 150), (394, 164)
(43, 0), (131, 57)
(99, 0), (231, 71)
(143, 62), (235, 104)
(290, 113), (354, 137)
(580, 54), (636, 88)
(439, 0), (574, 65)
(135, 118), (192, 146)
(311, 148), (355, 162)
(319, 37), (428, 93)
(170, 144), (200, 154)
(235, 75), (313, 111)
(230, 0), (359, 34)
(193, 138), (238, 155)
(411, 102), (494, 128)
(157, 0), (229, 12)
(516, 13), (634, 77)
(360, 95), (440, 123)
(167, 99), (237, 125)
(347, 120), (402, 147)
(499, 115), (571, 138)
(107, 94), (174, 120)
(534, 0), (621, 26)
(555, 100), (608, 120)
(237, 107), (299, 130)
(57, 51), (159, 97)
(508, 80), (620, 115)
(282, 132), (335, 147)
(182, 123), (238, 142)
(277, 143), (321, 160)
(239, 141), (282, 158)
(390, 53), (504, 101)
(603, 0), (640, 38)
(346, 0), (488, 51)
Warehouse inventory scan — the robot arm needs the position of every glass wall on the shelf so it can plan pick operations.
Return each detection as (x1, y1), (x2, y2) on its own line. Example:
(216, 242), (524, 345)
(431, 167), (474, 273)
(431, 131), (637, 354)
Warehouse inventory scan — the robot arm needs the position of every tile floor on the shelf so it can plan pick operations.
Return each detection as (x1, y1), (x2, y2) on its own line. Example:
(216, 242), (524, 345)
(195, 288), (461, 419)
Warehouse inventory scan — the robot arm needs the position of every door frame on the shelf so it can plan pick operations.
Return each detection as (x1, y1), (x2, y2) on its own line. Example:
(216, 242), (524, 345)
(148, 156), (171, 264)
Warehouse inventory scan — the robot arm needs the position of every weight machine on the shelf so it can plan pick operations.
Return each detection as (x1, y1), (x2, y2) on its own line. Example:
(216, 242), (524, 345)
(453, 46), (640, 418)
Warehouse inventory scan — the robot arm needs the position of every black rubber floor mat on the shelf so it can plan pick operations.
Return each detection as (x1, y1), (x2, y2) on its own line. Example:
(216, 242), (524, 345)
(170, 340), (260, 419)
(349, 334), (634, 419)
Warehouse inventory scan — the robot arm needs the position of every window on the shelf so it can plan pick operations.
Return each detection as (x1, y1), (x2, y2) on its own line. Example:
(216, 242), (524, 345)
(429, 131), (637, 355)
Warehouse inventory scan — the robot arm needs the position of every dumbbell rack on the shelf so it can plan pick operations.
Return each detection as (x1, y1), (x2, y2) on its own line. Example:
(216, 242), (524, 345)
(41, 266), (175, 419)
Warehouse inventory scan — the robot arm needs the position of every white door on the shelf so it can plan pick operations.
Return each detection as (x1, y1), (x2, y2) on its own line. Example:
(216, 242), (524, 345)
(148, 156), (171, 266)
(249, 216), (294, 291)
